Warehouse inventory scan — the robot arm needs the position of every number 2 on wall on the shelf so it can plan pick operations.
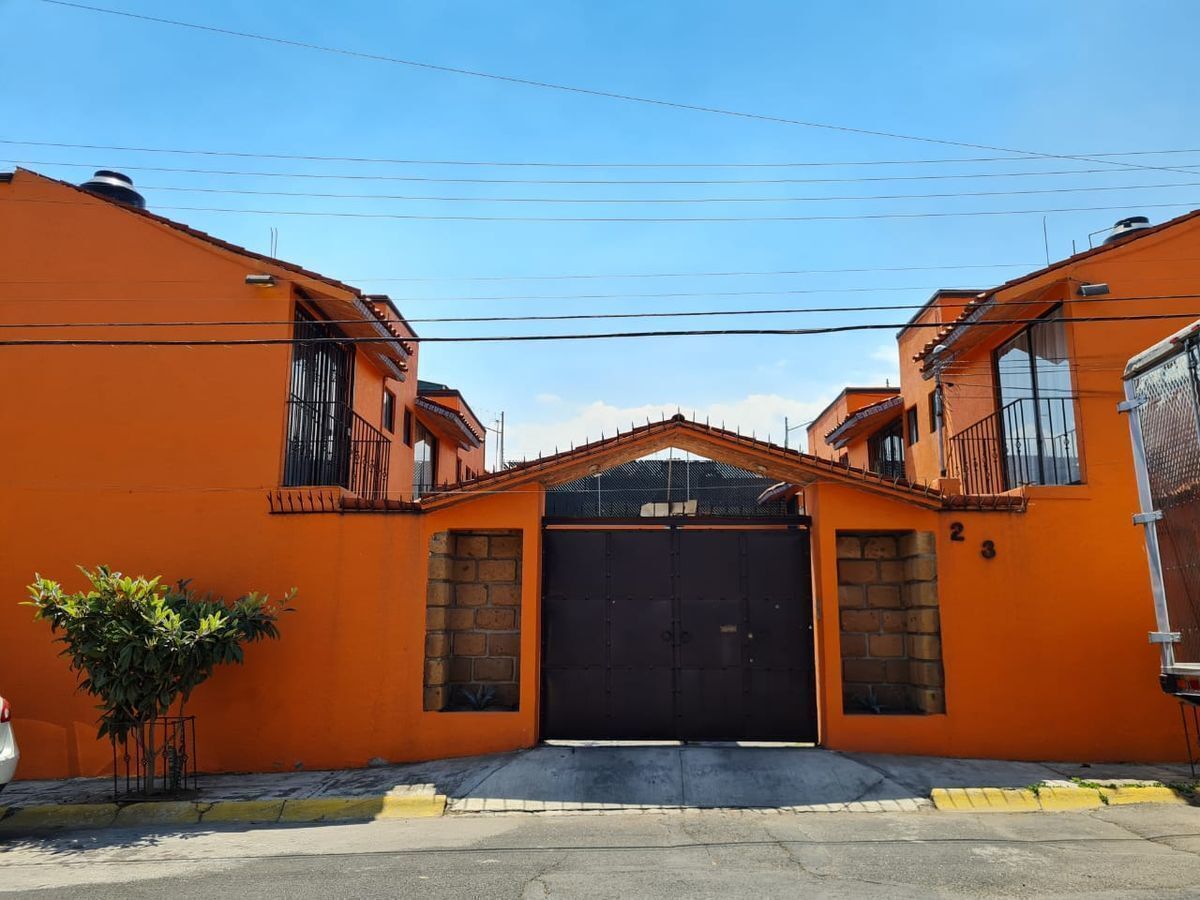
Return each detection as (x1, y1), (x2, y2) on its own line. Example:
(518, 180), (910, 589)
(949, 522), (965, 542)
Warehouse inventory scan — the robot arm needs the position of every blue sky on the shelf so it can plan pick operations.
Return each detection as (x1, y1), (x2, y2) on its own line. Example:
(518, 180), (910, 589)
(4, 0), (1199, 459)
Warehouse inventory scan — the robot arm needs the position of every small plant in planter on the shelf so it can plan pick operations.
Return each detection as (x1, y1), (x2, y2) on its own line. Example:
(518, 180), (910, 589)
(457, 685), (497, 711)
(855, 686), (885, 714)
(26, 566), (294, 793)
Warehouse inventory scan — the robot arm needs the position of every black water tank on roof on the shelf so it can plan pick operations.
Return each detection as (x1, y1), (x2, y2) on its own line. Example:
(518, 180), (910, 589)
(80, 170), (145, 209)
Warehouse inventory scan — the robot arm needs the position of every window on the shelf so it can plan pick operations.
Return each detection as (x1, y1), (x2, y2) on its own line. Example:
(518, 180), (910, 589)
(403, 409), (413, 447)
(868, 420), (905, 479)
(905, 406), (919, 445)
(283, 307), (355, 488)
(382, 390), (396, 433)
(993, 306), (1080, 486)
(413, 420), (438, 498)
(928, 389), (940, 433)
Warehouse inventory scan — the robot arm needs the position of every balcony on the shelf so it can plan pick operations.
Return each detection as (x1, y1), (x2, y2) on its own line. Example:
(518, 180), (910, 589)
(950, 396), (1081, 494)
(283, 397), (390, 500)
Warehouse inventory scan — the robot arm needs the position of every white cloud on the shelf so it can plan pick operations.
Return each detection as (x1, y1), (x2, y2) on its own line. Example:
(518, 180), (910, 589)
(534, 392), (563, 405)
(502, 393), (830, 461)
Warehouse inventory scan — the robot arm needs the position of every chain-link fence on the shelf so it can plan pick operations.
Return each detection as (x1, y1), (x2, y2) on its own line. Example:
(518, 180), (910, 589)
(545, 458), (791, 518)
(1129, 343), (1200, 666)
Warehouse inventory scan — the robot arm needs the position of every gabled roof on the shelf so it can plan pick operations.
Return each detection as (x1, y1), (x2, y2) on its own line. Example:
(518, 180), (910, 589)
(912, 207), (1200, 367)
(809, 386), (899, 430)
(414, 396), (483, 448)
(422, 414), (948, 510)
(5, 168), (413, 374)
(825, 395), (904, 449)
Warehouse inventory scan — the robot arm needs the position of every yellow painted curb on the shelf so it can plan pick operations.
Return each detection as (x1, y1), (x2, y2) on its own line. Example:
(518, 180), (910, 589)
(279, 796), (389, 823)
(376, 794), (447, 819)
(931, 788), (1038, 811)
(114, 801), (202, 826)
(1037, 786), (1105, 810)
(200, 799), (286, 823)
(0, 803), (119, 831)
(933, 783), (1190, 812)
(1100, 785), (1188, 807)
(280, 794), (447, 822)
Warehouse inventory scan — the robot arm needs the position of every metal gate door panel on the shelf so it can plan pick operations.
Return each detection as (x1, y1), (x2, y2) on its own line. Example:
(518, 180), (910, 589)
(607, 531), (675, 735)
(608, 531), (673, 669)
(745, 531), (811, 669)
(542, 531), (607, 668)
(608, 668), (675, 739)
(542, 669), (607, 738)
(744, 668), (817, 742)
(542, 526), (816, 742)
(676, 668), (746, 740)
(676, 531), (745, 739)
(677, 531), (743, 668)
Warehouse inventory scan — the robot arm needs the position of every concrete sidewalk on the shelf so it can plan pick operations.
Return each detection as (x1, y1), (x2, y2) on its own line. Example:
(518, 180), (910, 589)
(1, 746), (1194, 832)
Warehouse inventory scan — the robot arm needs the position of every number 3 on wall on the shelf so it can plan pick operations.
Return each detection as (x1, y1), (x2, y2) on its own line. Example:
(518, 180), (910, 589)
(951, 522), (997, 558)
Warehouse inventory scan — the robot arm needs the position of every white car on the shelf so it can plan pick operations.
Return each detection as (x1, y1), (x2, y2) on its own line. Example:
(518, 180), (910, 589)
(0, 695), (17, 791)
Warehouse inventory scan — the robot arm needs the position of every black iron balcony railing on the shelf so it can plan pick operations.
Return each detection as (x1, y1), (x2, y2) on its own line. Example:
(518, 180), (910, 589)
(283, 397), (390, 499)
(950, 396), (1081, 494)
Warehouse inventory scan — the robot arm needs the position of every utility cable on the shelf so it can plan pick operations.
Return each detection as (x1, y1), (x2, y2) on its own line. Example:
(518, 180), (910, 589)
(7, 138), (1200, 169)
(8, 157), (1200, 186)
(10, 195), (1200, 223)
(121, 178), (1200, 205)
(1, 292), (1193, 328)
(3, 310), (1200, 345)
(32, 1), (1200, 178)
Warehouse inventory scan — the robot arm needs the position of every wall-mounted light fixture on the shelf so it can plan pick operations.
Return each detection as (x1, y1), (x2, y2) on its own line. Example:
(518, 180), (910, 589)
(1077, 282), (1110, 297)
(245, 273), (276, 287)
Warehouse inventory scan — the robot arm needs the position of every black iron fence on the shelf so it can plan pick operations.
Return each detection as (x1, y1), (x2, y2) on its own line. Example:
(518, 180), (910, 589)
(283, 397), (390, 499)
(546, 458), (790, 518)
(950, 396), (1080, 494)
(112, 716), (198, 799)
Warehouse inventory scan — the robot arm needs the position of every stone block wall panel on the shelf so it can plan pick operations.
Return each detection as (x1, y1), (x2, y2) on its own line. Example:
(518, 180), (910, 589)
(837, 530), (945, 715)
(423, 529), (523, 711)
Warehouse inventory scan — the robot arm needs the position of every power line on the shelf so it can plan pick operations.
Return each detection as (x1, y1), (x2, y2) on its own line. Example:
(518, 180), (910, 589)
(2, 293), (1193, 328)
(0, 261), (1043, 285)
(7, 138), (1200, 168)
(34, 1), (1199, 180)
(124, 179), (1200, 205)
(3, 309), (1200, 345)
(9, 157), (1200, 186)
(13, 195), (1200, 223)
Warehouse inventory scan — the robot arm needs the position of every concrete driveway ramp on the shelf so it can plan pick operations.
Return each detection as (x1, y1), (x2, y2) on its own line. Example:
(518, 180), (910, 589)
(448, 745), (916, 813)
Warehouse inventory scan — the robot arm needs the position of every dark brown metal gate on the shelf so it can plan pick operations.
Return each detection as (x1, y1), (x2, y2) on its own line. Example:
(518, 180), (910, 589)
(541, 525), (816, 741)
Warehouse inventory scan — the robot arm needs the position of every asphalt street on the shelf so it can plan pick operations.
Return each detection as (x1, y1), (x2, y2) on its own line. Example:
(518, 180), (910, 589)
(4, 804), (1200, 898)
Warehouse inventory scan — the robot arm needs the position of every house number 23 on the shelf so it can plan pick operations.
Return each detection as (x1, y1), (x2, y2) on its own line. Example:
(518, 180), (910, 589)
(949, 522), (997, 559)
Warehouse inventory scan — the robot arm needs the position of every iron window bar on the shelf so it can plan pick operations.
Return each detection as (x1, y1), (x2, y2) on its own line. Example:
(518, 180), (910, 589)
(950, 395), (1081, 494)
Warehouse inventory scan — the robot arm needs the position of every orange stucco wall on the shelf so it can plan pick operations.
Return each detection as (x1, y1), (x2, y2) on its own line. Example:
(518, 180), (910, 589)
(806, 388), (898, 463)
(1, 170), (534, 780)
(806, 482), (1179, 761)
(4, 168), (1196, 781)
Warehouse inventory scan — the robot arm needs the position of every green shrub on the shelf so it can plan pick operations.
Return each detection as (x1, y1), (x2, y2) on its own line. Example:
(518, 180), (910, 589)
(26, 566), (294, 766)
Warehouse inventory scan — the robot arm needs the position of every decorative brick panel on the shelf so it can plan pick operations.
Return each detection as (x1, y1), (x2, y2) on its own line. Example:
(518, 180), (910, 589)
(837, 530), (946, 715)
(423, 530), (522, 711)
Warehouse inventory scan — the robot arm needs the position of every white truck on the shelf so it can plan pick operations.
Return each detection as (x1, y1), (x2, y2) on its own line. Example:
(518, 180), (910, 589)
(1123, 320), (1200, 703)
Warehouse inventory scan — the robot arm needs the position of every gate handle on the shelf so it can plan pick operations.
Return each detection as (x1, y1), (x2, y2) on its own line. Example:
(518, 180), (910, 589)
(661, 630), (673, 642)
(680, 631), (692, 644)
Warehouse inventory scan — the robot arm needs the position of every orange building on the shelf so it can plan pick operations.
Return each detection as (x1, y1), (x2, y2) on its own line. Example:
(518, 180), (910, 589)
(3, 167), (1199, 780)
(807, 386), (902, 474)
